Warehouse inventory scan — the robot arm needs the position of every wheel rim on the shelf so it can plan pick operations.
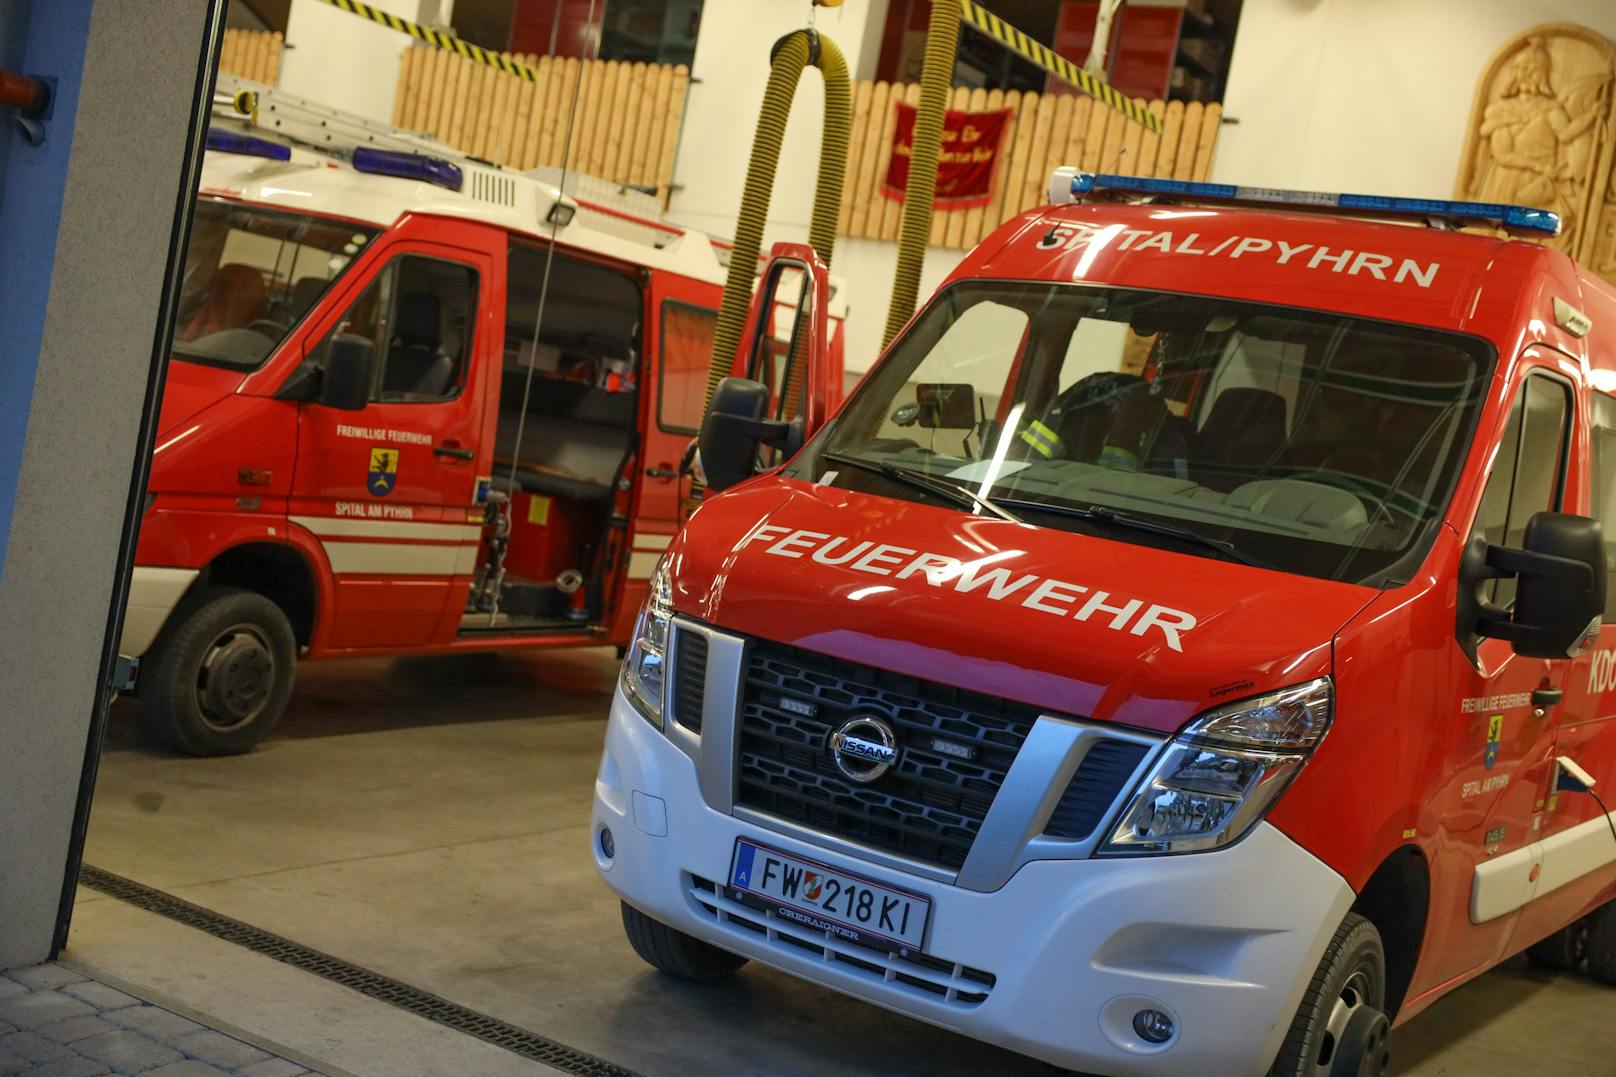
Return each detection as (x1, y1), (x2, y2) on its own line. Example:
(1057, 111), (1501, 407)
(1315, 969), (1390, 1077)
(194, 622), (276, 732)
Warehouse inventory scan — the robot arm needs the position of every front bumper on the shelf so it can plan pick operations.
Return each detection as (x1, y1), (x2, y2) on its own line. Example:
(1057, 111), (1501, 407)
(119, 566), (199, 658)
(592, 685), (1354, 1077)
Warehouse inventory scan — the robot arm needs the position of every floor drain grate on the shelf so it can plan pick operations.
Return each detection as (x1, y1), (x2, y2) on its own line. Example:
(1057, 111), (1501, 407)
(79, 865), (643, 1077)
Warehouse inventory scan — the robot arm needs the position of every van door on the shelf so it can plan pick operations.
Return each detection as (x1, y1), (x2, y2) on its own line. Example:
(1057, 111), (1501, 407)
(634, 273), (720, 581)
(1422, 360), (1576, 984)
(747, 243), (835, 438)
(289, 242), (493, 651)
(1520, 385), (1616, 944)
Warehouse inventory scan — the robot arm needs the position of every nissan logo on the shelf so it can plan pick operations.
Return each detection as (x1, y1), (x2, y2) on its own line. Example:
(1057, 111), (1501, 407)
(830, 715), (899, 783)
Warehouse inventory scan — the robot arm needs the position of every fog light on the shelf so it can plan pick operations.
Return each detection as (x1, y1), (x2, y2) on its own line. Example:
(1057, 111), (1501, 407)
(599, 826), (615, 860)
(1132, 1009), (1175, 1044)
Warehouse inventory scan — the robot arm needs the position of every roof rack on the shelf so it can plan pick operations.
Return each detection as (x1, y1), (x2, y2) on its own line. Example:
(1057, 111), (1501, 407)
(1046, 166), (1562, 238)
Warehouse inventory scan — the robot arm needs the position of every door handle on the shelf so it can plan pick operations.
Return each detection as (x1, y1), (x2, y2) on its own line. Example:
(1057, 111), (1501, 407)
(1532, 686), (1563, 707)
(434, 445), (475, 461)
(645, 465), (679, 481)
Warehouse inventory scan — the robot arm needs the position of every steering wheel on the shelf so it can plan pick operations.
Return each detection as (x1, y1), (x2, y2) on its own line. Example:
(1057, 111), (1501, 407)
(1282, 469), (1402, 530)
(247, 319), (286, 339)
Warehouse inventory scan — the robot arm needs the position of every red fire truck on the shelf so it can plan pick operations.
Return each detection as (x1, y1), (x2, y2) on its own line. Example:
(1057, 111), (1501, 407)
(595, 170), (1616, 1075)
(123, 81), (846, 755)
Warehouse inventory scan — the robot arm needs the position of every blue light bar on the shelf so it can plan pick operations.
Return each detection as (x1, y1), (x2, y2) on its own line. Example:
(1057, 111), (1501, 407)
(352, 148), (463, 192)
(206, 129), (291, 161)
(1055, 169), (1561, 237)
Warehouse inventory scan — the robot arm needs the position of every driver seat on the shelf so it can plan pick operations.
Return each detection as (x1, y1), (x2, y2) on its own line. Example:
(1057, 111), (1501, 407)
(185, 263), (267, 340)
(384, 292), (455, 397)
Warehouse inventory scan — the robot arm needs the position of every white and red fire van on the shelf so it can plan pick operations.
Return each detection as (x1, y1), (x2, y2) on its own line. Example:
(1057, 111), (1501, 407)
(123, 81), (845, 754)
(593, 169), (1616, 1075)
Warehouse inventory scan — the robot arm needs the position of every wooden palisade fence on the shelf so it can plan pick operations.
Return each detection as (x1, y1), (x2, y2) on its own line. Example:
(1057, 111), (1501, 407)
(219, 28), (284, 87)
(841, 83), (1223, 249)
(392, 46), (689, 204)
(220, 30), (1219, 247)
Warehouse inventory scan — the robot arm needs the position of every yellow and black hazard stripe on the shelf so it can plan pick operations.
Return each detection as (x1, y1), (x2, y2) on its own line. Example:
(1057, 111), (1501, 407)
(311, 0), (542, 82)
(957, 0), (1160, 133)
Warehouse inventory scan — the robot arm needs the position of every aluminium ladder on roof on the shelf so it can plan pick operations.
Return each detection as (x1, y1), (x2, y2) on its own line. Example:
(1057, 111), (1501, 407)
(209, 74), (670, 230)
(212, 74), (457, 161)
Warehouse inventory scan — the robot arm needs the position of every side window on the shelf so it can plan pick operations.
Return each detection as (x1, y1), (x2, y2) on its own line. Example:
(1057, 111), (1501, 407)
(659, 301), (716, 434)
(1590, 393), (1616, 618)
(1472, 373), (1572, 607)
(310, 255), (477, 403)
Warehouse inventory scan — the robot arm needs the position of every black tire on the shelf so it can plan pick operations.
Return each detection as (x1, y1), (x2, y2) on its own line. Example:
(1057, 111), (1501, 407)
(1526, 917), (1590, 973)
(140, 587), (296, 756)
(620, 902), (748, 981)
(1585, 903), (1616, 985)
(1269, 912), (1390, 1077)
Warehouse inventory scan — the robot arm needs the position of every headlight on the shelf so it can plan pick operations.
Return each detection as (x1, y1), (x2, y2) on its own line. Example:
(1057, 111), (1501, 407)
(621, 555), (672, 726)
(1100, 678), (1332, 856)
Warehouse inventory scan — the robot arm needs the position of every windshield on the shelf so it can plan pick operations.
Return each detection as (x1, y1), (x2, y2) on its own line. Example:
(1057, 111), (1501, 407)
(173, 200), (379, 371)
(805, 281), (1493, 585)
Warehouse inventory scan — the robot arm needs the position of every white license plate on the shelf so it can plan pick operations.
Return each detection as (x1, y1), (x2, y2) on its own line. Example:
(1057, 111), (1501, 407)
(727, 839), (930, 953)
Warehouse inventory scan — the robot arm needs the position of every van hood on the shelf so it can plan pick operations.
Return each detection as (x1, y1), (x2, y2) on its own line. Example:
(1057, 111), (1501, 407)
(669, 478), (1380, 736)
(157, 359), (245, 436)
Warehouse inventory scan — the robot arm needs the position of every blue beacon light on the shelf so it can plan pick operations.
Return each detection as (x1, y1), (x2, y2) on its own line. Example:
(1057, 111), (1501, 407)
(1058, 170), (1561, 237)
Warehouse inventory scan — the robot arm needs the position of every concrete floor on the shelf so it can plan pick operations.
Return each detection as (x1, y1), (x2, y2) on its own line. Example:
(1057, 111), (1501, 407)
(71, 648), (1616, 1076)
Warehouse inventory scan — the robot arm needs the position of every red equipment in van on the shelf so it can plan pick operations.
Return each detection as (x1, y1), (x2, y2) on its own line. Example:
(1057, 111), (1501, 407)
(121, 80), (846, 754)
(596, 170), (1616, 1075)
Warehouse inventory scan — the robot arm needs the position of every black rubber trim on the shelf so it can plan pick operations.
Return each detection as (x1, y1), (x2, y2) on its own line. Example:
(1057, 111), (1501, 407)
(79, 865), (642, 1077)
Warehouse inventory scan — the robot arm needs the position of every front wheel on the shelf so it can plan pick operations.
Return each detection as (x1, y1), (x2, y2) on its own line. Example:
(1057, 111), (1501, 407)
(139, 587), (296, 755)
(1269, 912), (1391, 1077)
(620, 902), (747, 981)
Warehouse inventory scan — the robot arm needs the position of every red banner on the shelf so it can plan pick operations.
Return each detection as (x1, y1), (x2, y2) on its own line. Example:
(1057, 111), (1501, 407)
(881, 102), (1011, 209)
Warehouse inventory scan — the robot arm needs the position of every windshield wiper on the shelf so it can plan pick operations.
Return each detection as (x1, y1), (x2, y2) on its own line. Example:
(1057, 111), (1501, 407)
(820, 450), (1023, 524)
(988, 498), (1276, 571)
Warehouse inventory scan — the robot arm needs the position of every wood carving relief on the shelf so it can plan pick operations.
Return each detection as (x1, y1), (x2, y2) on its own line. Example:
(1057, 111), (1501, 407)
(1456, 24), (1616, 279)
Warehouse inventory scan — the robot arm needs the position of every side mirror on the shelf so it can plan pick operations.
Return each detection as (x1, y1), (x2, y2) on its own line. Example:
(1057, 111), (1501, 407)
(1460, 511), (1604, 661)
(319, 333), (376, 411)
(698, 377), (802, 492)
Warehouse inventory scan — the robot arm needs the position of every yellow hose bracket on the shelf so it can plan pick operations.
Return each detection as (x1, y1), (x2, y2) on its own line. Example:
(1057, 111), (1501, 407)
(958, 0), (1161, 133)
(702, 29), (851, 420)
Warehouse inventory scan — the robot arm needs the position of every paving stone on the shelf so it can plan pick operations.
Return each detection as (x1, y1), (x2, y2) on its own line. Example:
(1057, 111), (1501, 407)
(144, 1063), (233, 1077)
(0, 980), (27, 1002)
(0, 1029), (72, 1062)
(28, 1057), (112, 1077)
(74, 1029), (184, 1073)
(232, 1060), (307, 1077)
(0, 1043), (36, 1076)
(0, 992), (96, 1031)
(6, 967), (87, 993)
(36, 1015), (120, 1045)
(106, 1006), (205, 1040)
(60, 982), (142, 1013)
(170, 1031), (270, 1071)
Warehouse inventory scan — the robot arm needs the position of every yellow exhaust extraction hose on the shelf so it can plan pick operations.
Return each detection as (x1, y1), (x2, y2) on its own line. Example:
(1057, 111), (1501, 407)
(702, 29), (851, 419)
(880, 0), (961, 351)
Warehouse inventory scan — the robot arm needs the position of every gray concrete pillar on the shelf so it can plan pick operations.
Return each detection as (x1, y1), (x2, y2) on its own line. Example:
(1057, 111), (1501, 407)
(0, 0), (219, 968)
